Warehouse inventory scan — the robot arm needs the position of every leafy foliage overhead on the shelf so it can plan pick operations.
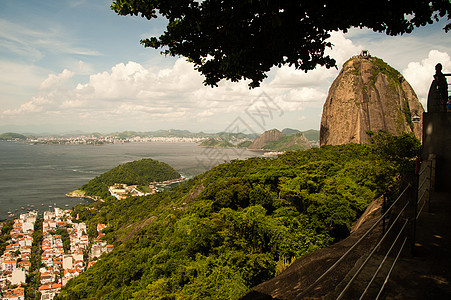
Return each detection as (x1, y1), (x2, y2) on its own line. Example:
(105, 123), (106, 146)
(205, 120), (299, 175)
(111, 0), (450, 88)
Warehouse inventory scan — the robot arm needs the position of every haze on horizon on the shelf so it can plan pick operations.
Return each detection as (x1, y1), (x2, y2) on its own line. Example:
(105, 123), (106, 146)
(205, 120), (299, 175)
(1, 0), (450, 135)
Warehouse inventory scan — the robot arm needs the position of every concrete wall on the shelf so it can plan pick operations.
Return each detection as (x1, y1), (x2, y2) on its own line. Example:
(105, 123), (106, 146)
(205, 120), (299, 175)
(422, 112), (451, 192)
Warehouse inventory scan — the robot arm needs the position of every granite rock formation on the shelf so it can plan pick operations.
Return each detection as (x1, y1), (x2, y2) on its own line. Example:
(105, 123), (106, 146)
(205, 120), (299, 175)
(248, 129), (285, 150)
(320, 53), (424, 146)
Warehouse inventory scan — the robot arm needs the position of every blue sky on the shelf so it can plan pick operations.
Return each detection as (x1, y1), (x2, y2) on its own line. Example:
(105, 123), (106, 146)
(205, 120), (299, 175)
(1, 0), (450, 134)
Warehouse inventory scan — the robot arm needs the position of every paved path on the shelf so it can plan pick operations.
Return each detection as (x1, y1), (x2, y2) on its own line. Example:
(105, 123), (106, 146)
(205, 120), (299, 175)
(383, 192), (451, 299)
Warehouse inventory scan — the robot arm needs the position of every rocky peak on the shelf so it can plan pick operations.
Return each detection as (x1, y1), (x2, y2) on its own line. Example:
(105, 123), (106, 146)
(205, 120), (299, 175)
(320, 55), (424, 146)
(248, 129), (285, 150)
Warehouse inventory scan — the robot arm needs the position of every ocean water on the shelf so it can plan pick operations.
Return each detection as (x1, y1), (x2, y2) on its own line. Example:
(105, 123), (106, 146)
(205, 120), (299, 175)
(0, 141), (262, 219)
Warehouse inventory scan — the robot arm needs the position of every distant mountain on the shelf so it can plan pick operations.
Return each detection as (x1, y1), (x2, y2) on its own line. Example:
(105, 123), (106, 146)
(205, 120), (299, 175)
(199, 138), (235, 148)
(281, 128), (300, 135)
(0, 132), (27, 140)
(0, 129), (318, 146)
(248, 129), (312, 151)
(263, 132), (312, 151)
(217, 131), (259, 140)
(147, 129), (194, 137)
(248, 129), (285, 150)
(281, 128), (319, 143)
(301, 129), (320, 142)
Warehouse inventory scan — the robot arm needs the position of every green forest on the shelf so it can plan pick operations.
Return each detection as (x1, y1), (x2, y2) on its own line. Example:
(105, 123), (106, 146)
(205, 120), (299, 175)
(56, 132), (419, 300)
(79, 159), (181, 200)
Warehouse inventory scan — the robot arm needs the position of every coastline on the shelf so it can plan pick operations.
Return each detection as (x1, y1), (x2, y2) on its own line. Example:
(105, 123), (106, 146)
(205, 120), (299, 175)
(65, 177), (186, 202)
(151, 176), (186, 185)
(65, 190), (103, 202)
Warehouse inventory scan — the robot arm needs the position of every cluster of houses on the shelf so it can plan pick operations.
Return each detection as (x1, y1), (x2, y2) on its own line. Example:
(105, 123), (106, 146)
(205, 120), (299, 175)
(0, 208), (114, 300)
(28, 135), (204, 145)
(108, 177), (186, 200)
(0, 211), (36, 299)
(108, 184), (152, 200)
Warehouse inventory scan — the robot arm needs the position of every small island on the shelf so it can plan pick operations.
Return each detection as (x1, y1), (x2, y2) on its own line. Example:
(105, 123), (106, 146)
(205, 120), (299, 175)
(66, 159), (183, 201)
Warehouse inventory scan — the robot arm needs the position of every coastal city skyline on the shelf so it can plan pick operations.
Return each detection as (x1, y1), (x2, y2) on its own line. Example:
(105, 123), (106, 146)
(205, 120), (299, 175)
(1, 0), (450, 134)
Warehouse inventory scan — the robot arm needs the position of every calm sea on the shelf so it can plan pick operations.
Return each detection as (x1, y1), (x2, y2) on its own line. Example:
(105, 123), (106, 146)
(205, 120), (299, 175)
(0, 141), (262, 220)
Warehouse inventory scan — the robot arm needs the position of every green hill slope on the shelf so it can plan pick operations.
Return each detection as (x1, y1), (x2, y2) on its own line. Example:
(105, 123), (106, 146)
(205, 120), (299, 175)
(57, 132), (419, 300)
(199, 137), (235, 148)
(0, 132), (27, 140)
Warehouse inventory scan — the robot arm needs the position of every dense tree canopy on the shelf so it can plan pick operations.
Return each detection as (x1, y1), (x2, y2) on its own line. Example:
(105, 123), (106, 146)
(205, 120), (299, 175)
(111, 0), (450, 87)
(57, 133), (420, 299)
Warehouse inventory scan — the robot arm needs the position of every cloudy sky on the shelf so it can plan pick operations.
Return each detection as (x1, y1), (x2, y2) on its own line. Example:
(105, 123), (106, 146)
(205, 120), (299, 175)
(1, 0), (450, 134)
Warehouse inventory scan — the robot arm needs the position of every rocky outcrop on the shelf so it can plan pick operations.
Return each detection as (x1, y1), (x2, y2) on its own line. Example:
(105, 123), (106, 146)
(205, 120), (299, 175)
(248, 129), (285, 150)
(320, 54), (424, 146)
(248, 129), (312, 151)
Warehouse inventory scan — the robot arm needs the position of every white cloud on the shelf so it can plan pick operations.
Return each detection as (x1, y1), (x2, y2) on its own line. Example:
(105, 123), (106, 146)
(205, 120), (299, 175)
(0, 60), (47, 88)
(403, 50), (451, 107)
(75, 60), (95, 75)
(267, 32), (361, 89)
(40, 69), (74, 90)
(3, 96), (52, 115)
(327, 31), (363, 66)
(0, 52), (338, 131)
(269, 66), (336, 88)
(0, 30), (408, 133)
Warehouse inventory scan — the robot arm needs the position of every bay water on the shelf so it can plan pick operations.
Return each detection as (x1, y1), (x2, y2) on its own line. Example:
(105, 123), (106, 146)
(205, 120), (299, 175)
(0, 141), (262, 220)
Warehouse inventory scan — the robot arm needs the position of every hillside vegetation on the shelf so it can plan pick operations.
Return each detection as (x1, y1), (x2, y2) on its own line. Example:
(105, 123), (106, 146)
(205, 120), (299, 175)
(0, 132), (27, 140)
(80, 159), (180, 200)
(57, 132), (419, 300)
(199, 137), (235, 148)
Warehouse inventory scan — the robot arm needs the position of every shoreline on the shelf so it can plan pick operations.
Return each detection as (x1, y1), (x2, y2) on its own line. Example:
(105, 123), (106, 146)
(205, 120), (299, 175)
(66, 176), (186, 202)
(65, 190), (103, 202)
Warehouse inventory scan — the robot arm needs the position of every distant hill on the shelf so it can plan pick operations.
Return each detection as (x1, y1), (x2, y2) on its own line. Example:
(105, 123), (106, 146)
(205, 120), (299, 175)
(301, 129), (320, 142)
(146, 129), (194, 137)
(248, 129), (312, 151)
(0, 132), (27, 141)
(263, 132), (313, 151)
(107, 129), (258, 140)
(79, 159), (180, 200)
(281, 128), (300, 135)
(199, 138), (235, 148)
(217, 131), (259, 140)
(248, 129), (285, 150)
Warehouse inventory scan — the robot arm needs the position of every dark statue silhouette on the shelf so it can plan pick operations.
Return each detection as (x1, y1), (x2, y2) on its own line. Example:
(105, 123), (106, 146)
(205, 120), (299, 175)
(427, 63), (448, 112)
